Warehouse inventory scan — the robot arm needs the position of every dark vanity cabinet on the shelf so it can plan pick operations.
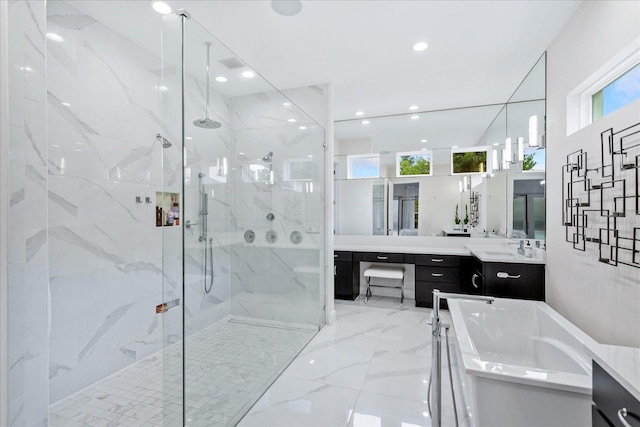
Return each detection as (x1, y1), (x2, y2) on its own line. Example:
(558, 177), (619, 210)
(334, 251), (359, 300)
(414, 255), (472, 308)
(471, 257), (544, 300)
(592, 361), (640, 427)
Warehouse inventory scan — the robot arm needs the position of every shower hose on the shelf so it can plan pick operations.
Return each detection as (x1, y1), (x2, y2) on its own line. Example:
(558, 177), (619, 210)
(204, 237), (214, 293)
(427, 325), (459, 427)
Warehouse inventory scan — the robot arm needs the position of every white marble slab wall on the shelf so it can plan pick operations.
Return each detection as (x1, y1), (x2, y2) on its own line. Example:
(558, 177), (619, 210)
(45, 1), (175, 404)
(228, 86), (327, 327)
(7, 0), (49, 425)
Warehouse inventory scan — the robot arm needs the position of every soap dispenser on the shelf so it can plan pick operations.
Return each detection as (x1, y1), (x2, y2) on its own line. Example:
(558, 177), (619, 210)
(524, 240), (533, 258)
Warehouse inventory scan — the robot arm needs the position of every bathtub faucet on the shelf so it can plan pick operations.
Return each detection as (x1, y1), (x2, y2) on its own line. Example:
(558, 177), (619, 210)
(430, 290), (494, 427)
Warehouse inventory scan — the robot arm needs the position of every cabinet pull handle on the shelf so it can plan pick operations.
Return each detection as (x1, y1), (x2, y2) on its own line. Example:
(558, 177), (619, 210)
(431, 272), (444, 277)
(431, 258), (444, 262)
(472, 273), (479, 288)
(497, 272), (521, 279)
(334, 254), (338, 258)
(377, 256), (388, 260)
(334, 265), (337, 275)
(618, 408), (633, 427)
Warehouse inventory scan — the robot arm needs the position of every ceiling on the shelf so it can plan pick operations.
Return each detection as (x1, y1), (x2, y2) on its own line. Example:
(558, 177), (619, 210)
(67, 0), (581, 121)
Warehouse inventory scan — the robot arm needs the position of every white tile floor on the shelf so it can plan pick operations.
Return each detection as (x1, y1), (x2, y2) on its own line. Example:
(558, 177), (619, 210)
(237, 296), (469, 427)
(49, 319), (316, 427)
(50, 297), (466, 427)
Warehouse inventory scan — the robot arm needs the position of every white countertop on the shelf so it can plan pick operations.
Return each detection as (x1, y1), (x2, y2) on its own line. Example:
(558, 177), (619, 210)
(334, 244), (470, 256)
(587, 343), (640, 402)
(466, 244), (546, 264)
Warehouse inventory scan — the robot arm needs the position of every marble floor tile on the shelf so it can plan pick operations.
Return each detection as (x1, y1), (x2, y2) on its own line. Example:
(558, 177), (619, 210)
(236, 376), (359, 427)
(347, 391), (431, 427)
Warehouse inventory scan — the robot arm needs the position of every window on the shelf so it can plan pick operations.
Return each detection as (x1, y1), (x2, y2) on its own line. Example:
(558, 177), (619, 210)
(567, 41), (640, 135)
(523, 148), (546, 172)
(592, 62), (640, 122)
(396, 151), (432, 177)
(451, 146), (490, 174)
(347, 154), (379, 179)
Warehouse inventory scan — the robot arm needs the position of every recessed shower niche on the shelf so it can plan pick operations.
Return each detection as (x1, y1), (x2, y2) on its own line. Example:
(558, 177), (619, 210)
(156, 191), (181, 227)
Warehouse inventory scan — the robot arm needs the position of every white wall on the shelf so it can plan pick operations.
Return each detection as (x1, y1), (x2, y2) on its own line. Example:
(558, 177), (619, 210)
(546, 0), (640, 346)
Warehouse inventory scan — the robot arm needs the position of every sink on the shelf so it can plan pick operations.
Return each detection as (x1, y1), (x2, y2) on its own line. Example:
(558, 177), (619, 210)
(483, 250), (515, 256)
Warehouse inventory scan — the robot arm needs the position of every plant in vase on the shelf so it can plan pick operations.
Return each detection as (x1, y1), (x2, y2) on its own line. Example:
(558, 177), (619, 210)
(454, 204), (461, 229)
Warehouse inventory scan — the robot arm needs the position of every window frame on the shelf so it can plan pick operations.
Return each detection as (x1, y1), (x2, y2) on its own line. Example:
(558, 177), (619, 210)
(347, 153), (380, 179)
(283, 158), (313, 182)
(450, 146), (491, 175)
(395, 150), (433, 178)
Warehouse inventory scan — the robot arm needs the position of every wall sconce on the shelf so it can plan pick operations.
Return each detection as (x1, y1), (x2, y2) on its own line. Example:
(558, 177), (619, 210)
(517, 137), (524, 161)
(529, 115), (538, 147)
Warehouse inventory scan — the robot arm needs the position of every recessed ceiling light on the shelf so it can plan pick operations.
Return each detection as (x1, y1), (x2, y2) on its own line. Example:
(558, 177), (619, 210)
(493, 143), (500, 146)
(152, 1), (172, 15)
(287, 118), (296, 123)
(61, 102), (71, 107)
(241, 70), (255, 78)
(239, 152), (245, 155)
(215, 76), (227, 83)
(46, 32), (64, 42)
(355, 111), (364, 116)
(283, 102), (291, 107)
(411, 115), (419, 120)
(412, 41), (428, 52)
(452, 145), (458, 148)
(307, 155), (313, 158)
(185, 137), (192, 140)
(421, 148), (427, 151)
(156, 85), (168, 91)
(409, 105), (419, 111)
(361, 120), (370, 125)
(299, 126), (307, 130)
(420, 139), (427, 143)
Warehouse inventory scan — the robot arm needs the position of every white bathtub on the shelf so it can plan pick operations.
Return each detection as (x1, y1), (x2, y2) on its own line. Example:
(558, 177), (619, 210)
(447, 298), (598, 427)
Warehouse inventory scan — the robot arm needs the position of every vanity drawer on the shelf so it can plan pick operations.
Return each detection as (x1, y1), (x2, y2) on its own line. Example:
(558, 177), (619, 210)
(334, 251), (352, 262)
(593, 361), (640, 427)
(483, 262), (544, 300)
(416, 266), (461, 283)
(360, 252), (404, 263)
(415, 254), (461, 267)
(415, 281), (460, 308)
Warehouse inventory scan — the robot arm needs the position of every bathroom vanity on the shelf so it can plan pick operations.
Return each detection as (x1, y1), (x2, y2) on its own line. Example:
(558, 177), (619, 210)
(333, 240), (545, 306)
(589, 345), (640, 427)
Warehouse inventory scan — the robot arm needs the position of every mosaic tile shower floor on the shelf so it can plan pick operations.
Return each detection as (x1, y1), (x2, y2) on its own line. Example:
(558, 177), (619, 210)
(49, 319), (316, 427)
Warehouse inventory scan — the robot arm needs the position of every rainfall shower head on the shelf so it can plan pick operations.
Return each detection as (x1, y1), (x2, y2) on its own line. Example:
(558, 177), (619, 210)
(193, 41), (222, 130)
(262, 151), (273, 162)
(193, 117), (222, 129)
(156, 133), (172, 148)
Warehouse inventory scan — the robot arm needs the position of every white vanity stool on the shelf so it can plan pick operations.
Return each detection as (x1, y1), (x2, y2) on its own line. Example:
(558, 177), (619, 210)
(363, 266), (405, 306)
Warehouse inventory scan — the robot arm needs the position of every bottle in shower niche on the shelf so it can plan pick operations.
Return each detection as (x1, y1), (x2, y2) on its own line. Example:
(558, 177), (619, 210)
(172, 198), (179, 226)
(156, 206), (163, 227)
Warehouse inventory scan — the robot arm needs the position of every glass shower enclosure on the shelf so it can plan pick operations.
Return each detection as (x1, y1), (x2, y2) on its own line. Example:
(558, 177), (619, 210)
(160, 11), (326, 426)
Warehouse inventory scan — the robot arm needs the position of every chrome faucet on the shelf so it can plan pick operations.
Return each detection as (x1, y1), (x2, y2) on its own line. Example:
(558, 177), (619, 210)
(430, 290), (494, 427)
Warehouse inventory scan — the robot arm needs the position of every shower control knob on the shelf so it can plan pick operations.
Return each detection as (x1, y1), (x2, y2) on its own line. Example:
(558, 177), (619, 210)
(266, 212), (275, 221)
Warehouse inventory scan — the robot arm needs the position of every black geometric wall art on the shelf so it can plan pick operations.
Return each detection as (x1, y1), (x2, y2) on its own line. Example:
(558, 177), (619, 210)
(562, 122), (640, 269)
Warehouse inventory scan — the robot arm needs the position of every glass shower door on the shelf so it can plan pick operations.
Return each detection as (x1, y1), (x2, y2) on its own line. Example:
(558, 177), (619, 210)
(161, 10), (326, 427)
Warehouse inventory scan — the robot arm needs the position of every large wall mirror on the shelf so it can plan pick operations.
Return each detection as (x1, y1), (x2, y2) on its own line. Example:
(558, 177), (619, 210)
(334, 54), (546, 239)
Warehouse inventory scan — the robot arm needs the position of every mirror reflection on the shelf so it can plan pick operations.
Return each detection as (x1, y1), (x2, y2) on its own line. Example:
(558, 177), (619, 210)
(334, 54), (546, 239)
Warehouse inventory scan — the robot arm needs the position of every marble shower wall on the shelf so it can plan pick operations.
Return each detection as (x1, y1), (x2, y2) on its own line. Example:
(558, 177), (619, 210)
(228, 86), (328, 326)
(7, 1), (49, 425)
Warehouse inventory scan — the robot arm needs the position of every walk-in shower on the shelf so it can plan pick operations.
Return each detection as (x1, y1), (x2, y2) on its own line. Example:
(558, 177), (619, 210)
(43, 3), (326, 425)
